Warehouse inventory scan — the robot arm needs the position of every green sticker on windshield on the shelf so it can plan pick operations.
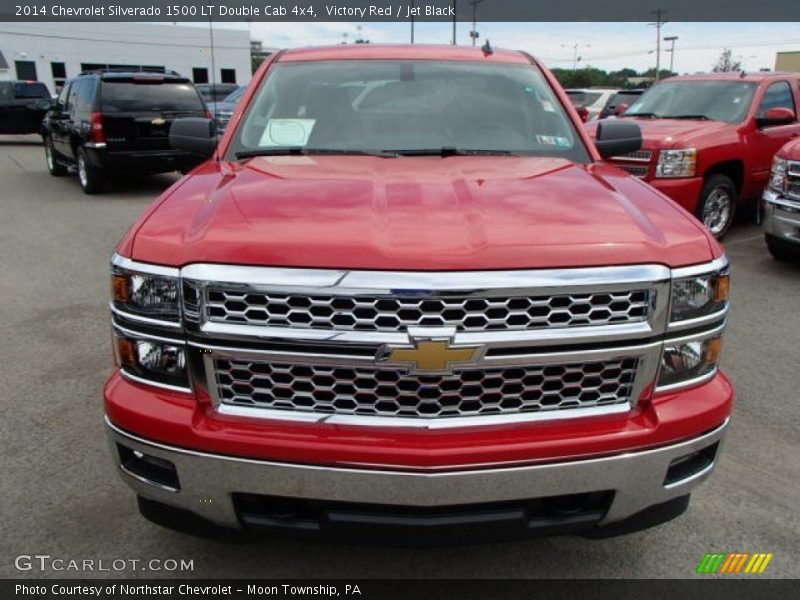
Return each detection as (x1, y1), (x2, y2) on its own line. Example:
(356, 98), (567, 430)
(259, 119), (316, 147)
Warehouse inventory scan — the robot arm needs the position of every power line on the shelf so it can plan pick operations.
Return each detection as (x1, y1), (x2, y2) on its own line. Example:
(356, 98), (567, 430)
(0, 28), (249, 50)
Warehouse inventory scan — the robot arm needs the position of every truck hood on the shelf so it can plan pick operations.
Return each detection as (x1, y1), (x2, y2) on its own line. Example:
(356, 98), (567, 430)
(587, 117), (734, 150)
(129, 155), (716, 270)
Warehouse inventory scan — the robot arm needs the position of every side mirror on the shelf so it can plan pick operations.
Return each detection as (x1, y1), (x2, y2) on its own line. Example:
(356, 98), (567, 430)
(576, 105), (589, 123)
(595, 119), (642, 159)
(757, 107), (796, 128)
(615, 103), (630, 116)
(169, 117), (218, 158)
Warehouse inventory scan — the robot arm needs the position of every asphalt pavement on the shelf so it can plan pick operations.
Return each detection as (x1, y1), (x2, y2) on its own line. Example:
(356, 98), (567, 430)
(0, 135), (797, 579)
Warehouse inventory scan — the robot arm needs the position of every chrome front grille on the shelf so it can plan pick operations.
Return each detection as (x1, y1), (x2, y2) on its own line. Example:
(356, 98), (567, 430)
(202, 288), (653, 333)
(618, 165), (649, 178)
(213, 357), (639, 419)
(787, 161), (800, 200)
(613, 150), (653, 162)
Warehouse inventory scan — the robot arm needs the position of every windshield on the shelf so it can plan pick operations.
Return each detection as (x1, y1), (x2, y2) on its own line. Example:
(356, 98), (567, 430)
(227, 60), (590, 161)
(625, 81), (757, 123)
(99, 80), (205, 113)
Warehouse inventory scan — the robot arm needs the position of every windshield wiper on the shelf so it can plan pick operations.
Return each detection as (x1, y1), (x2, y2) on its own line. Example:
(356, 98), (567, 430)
(662, 114), (711, 120)
(386, 147), (517, 157)
(235, 147), (395, 159)
(622, 112), (661, 119)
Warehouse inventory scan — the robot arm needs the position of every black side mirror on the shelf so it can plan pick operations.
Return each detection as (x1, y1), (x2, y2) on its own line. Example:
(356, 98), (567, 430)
(595, 119), (642, 159)
(169, 117), (218, 158)
(34, 98), (54, 111)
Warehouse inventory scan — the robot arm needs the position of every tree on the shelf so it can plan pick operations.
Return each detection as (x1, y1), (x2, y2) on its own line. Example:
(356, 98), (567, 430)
(712, 48), (742, 73)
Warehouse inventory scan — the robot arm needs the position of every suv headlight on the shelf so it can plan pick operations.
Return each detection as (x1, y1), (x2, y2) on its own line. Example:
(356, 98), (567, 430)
(656, 148), (697, 178)
(111, 265), (180, 322)
(670, 269), (729, 323)
(658, 331), (723, 388)
(768, 156), (787, 194)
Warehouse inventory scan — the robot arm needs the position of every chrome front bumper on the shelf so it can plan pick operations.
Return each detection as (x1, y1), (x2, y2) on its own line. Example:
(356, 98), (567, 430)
(107, 417), (728, 530)
(763, 189), (800, 244)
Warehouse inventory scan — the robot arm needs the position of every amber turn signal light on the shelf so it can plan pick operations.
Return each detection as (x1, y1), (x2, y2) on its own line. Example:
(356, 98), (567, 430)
(714, 274), (730, 303)
(112, 273), (130, 303)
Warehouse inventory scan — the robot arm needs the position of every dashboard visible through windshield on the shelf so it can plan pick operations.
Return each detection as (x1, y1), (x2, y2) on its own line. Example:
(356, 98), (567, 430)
(226, 59), (591, 162)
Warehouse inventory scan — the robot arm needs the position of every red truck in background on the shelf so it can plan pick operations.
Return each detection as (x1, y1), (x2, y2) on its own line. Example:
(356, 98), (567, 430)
(763, 137), (800, 260)
(105, 45), (732, 544)
(588, 72), (800, 239)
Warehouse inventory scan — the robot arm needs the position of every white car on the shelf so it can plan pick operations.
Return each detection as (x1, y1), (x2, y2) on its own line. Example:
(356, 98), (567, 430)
(565, 88), (620, 121)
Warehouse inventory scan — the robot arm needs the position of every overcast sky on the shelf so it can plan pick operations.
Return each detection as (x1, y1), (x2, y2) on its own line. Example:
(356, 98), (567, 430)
(233, 21), (800, 74)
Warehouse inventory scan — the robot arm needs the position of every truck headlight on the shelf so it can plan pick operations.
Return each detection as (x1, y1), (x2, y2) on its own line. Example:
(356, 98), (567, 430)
(768, 156), (787, 194)
(670, 269), (729, 323)
(114, 332), (188, 389)
(658, 332), (723, 388)
(656, 148), (697, 178)
(112, 267), (180, 322)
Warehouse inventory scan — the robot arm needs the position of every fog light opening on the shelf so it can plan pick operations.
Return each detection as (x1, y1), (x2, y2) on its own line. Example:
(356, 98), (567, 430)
(117, 444), (180, 492)
(664, 442), (719, 487)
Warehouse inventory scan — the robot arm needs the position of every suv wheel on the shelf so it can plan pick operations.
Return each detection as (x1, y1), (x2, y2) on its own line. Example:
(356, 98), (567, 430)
(698, 174), (737, 239)
(765, 234), (800, 262)
(44, 137), (66, 176)
(77, 148), (104, 194)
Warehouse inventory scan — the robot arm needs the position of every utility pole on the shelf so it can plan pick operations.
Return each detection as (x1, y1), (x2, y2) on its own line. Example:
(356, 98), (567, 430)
(410, 0), (415, 43)
(469, 0), (485, 47)
(451, 0), (457, 45)
(664, 35), (678, 74)
(648, 9), (668, 81)
(561, 43), (589, 71)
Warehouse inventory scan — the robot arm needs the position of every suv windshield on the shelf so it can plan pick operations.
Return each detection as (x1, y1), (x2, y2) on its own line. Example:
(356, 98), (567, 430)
(566, 91), (603, 106)
(625, 81), (757, 123)
(228, 60), (589, 161)
(99, 80), (205, 113)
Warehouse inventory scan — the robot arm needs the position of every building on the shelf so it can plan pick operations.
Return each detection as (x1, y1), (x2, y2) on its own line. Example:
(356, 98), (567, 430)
(775, 51), (800, 73)
(0, 22), (251, 93)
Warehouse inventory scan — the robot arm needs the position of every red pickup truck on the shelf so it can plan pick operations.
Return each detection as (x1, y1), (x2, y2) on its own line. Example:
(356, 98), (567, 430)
(763, 138), (800, 260)
(589, 72), (800, 239)
(105, 45), (732, 543)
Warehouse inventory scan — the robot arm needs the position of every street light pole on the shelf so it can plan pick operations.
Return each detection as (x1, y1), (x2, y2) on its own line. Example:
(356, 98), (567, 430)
(469, 0), (485, 47)
(664, 35), (678, 74)
(410, 0), (415, 43)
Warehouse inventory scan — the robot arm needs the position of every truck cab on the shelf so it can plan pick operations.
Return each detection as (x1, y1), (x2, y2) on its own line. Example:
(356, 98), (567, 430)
(589, 72), (800, 238)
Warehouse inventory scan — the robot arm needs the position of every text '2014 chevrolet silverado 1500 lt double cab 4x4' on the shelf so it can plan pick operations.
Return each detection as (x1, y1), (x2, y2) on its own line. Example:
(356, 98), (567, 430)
(105, 45), (732, 544)
(588, 72), (800, 239)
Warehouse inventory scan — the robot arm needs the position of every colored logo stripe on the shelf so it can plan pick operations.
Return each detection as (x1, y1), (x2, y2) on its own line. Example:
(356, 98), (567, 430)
(697, 552), (773, 574)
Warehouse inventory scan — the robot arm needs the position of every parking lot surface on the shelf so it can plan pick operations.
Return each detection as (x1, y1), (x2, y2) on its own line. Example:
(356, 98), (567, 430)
(0, 136), (797, 579)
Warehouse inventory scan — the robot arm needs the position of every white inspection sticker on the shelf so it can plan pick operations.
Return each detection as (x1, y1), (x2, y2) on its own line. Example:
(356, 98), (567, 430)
(259, 119), (316, 147)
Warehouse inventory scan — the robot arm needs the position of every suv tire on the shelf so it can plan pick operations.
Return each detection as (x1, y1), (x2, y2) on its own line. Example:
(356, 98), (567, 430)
(765, 234), (800, 261)
(44, 137), (67, 176)
(698, 174), (737, 240)
(77, 148), (104, 194)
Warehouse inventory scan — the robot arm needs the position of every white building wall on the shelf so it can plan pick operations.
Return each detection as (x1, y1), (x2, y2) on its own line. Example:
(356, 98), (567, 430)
(0, 22), (251, 93)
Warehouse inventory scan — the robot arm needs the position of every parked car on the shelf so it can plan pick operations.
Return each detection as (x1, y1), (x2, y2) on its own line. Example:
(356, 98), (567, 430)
(207, 85), (245, 133)
(41, 70), (208, 193)
(195, 83), (240, 103)
(598, 89), (645, 119)
(763, 138), (800, 260)
(565, 88), (619, 121)
(588, 72), (800, 238)
(106, 44), (732, 544)
(0, 80), (51, 135)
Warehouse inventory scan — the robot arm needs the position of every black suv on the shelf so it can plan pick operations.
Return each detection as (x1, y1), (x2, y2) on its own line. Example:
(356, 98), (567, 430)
(42, 70), (208, 193)
(0, 81), (51, 135)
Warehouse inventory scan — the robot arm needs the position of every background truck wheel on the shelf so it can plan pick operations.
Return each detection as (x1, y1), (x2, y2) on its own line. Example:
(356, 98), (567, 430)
(77, 148), (104, 194)
(765, 234), (800, 261)
(44, 137), (66, 176)
(698, 174), (737, 240)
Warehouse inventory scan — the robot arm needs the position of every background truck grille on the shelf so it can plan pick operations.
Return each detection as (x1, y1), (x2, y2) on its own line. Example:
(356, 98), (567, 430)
(202, 289), (652, 333)
(787, 161), (800, 200)
(618, 165), (649, 178)
(213, 357), (639, 418)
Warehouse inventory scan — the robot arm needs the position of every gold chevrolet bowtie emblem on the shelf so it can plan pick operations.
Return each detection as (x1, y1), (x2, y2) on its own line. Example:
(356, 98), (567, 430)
(381, 340), (481, 373)
(151, 117), (166, 126)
